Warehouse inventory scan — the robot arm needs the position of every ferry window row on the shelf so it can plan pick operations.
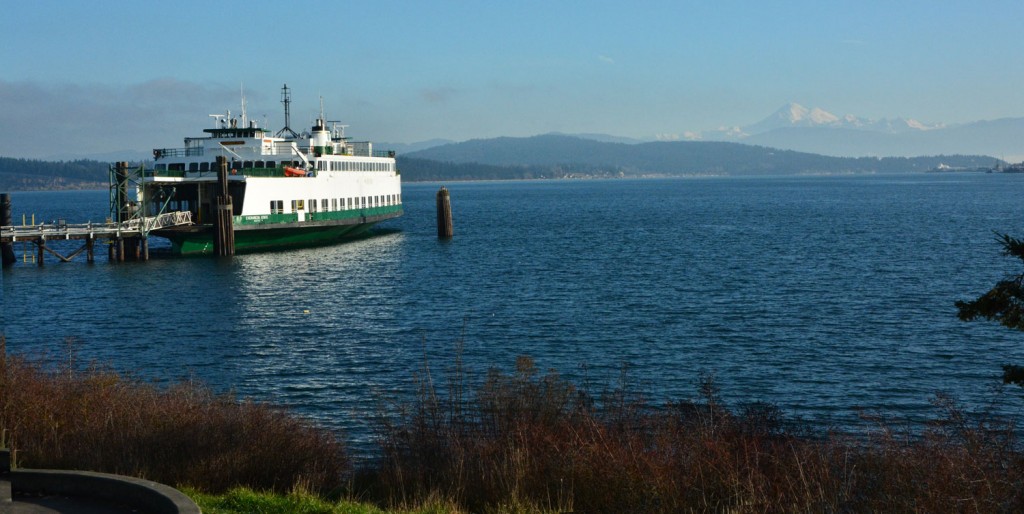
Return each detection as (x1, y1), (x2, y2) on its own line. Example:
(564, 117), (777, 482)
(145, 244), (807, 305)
(157, 160), (393, 173)
(271, 194), (402, 214)
(319, 160), (394, 172)
(157, 160), (296, 172)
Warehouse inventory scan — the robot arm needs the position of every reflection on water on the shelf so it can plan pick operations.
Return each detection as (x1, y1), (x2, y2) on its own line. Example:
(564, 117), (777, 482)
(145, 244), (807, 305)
(229, 233), (410, 438)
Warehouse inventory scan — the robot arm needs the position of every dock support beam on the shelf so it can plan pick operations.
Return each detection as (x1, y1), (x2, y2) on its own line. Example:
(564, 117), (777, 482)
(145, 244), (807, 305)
(1, 193), (15, 268)
(436, 186), (453, 239)
(214, 156), (235, 257)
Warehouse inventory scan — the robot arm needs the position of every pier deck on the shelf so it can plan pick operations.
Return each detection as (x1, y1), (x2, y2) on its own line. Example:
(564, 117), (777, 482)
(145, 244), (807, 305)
(1, 221), (144, 242)
(1, 211), (192, 266)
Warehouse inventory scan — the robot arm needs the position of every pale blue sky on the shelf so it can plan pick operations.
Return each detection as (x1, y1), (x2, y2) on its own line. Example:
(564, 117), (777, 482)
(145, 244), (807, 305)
(3, 0), (1023, 159)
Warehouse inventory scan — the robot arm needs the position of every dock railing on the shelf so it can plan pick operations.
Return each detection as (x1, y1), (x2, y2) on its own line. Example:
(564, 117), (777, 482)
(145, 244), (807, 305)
(1, 211), (193, 242)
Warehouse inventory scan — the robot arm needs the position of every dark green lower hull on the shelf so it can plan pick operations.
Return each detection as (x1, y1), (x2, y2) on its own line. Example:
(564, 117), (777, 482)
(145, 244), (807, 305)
(154, 210), (401, 255)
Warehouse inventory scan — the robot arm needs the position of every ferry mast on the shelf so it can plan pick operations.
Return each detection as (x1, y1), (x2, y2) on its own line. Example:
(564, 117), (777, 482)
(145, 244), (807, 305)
(276, 83), (299, 139)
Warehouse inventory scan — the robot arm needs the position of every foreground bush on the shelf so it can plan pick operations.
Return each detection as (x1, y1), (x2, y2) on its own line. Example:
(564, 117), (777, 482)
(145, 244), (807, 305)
(5, 333), (1024, 512)
(0, 336), (348, 493)
(365, 355), (1024, 513)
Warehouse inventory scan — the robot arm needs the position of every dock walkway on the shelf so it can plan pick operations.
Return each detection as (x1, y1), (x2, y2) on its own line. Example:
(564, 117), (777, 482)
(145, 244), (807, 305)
(1, 211), (192, 266)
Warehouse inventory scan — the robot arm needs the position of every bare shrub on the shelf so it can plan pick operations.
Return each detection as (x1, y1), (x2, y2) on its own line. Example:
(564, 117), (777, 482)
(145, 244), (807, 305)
(367, 354), (1024, 513)
(0, 335), (348, 493)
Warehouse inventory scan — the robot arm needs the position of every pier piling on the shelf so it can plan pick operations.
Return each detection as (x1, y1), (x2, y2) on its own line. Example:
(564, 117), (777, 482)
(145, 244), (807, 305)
(436, 186), (453, 239)
(214, 156), (235, 256)
(1, 193), (15, 267)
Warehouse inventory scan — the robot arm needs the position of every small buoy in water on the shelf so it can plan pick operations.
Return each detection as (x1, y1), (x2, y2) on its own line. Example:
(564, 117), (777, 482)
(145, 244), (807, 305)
(303, 309), (310, 314)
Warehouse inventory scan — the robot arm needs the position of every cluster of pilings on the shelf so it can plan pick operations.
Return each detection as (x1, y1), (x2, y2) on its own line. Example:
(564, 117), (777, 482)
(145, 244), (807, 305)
(107, 236), (149, 263)
(214, 156), (235, 256)
(1, 193), (15, 267)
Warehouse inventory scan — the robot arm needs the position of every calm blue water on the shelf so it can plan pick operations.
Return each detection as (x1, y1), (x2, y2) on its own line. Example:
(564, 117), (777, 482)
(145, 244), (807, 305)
(3, 174), (1024, 449)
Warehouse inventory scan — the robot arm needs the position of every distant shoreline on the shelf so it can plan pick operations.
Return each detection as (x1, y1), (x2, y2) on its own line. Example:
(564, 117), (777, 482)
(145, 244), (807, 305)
(3, 169), (1011, 193)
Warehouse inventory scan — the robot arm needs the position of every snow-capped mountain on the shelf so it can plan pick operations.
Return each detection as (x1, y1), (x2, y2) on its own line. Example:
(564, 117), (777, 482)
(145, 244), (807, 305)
(742, 103), (839, 134)
(710, 102), (945, 139)
(677, 102), (1016, 158)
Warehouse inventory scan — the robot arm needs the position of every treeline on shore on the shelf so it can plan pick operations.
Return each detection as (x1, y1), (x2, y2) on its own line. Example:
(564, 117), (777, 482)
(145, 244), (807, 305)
(2, 335), (1022, 513)
(0, 157), (110, 190)
(402, 134), (1000, 177)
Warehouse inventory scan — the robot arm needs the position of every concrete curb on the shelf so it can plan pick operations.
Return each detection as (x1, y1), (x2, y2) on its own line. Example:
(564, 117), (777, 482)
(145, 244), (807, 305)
(12, 468), (200, 514)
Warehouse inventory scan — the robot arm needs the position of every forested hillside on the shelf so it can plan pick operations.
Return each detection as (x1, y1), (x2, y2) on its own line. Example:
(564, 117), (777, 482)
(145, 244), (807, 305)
(405, 135), (997, 177)
(395, 157), (625, 181)
(0, 157), (109, 190)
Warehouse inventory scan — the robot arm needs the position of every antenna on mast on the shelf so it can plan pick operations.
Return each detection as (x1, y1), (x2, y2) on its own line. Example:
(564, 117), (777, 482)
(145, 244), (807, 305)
(276, 83), (299, 138)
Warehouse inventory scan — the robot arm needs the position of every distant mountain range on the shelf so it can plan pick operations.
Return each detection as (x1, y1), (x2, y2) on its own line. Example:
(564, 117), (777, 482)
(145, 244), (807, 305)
(24, 102), (1024, 165)
(398, 134), (995, 181)
(2, 110), (1012, 189)
(681, 103), (1024, 159)
(389, 102), (1024, 161)
(379, 138), (457, 155)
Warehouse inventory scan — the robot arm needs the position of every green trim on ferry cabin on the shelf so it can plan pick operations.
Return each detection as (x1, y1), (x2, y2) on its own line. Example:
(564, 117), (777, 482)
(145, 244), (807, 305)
(303, 205), (402, 223)
(234, 205), (402, 226)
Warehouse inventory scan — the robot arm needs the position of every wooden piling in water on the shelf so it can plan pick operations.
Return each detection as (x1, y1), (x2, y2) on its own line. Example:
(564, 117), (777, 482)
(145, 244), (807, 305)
(1, 193), (15, 267)
(214, 156), (235, 257)
(436, 186), (453, 238)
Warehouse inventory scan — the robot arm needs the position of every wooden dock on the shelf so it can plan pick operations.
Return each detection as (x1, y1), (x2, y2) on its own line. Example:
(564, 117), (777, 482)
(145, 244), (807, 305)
(0, 211), (192, 266)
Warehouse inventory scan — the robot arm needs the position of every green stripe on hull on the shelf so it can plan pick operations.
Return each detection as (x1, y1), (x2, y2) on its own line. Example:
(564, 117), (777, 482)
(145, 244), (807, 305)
(168, 222), (375, 255)
(159, 207), (402, 255)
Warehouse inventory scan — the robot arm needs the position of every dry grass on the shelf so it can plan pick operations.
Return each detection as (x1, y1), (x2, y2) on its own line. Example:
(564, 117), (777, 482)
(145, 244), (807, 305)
(0, 335), (348, 494)
(364, 354), (1024, 513)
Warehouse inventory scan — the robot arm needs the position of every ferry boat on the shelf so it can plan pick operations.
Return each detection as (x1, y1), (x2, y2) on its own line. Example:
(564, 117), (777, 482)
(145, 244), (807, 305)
(136, 85), (402, 255)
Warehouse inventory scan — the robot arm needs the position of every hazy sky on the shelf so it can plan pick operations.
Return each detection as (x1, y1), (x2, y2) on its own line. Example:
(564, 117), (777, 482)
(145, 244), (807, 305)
(3, 0), (1023, 159)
